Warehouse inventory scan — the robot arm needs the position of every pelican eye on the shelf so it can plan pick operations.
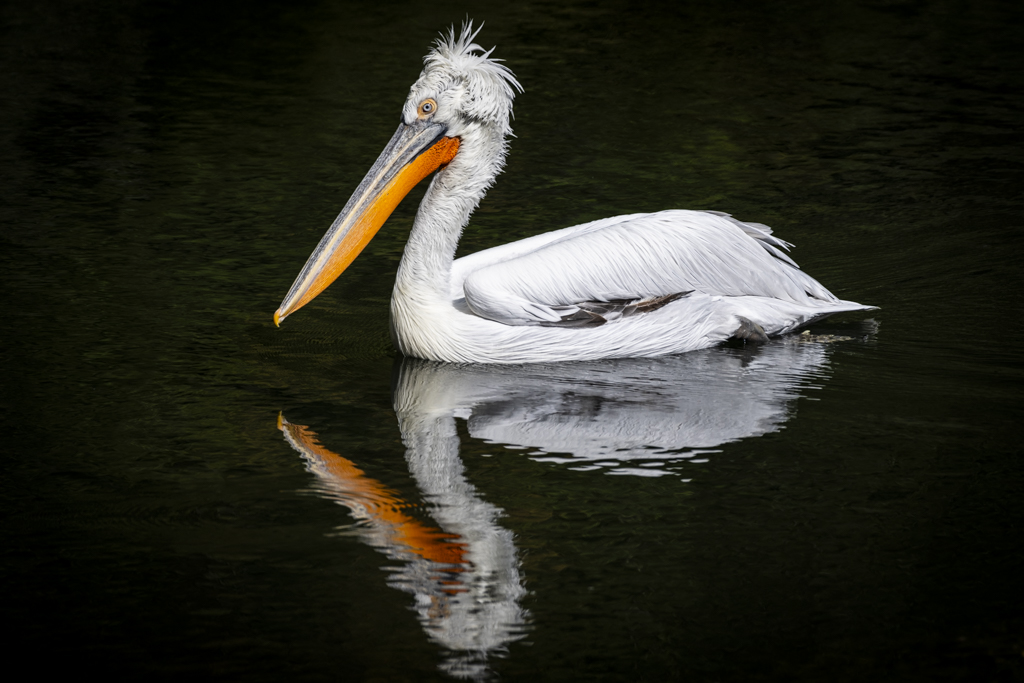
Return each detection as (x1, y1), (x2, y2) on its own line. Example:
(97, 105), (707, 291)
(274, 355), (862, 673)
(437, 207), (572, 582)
(417, 98), (437, 118)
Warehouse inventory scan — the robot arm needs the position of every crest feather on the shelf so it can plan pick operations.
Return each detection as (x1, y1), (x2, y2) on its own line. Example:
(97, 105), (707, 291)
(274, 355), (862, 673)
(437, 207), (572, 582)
(422, 20), (522, 132)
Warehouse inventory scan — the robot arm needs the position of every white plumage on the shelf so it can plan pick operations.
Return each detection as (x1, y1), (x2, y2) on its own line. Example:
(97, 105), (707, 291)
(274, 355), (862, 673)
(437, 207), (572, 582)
(275, 23), (876, 364)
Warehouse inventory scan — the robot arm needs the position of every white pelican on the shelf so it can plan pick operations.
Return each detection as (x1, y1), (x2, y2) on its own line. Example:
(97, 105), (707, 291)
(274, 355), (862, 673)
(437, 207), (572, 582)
(274, 23), (876, 364)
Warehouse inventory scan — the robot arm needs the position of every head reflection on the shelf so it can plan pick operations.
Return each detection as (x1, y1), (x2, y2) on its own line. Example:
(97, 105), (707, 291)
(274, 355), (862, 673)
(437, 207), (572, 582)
(281, 341), (832, 679)
(279, 414), (525, 680)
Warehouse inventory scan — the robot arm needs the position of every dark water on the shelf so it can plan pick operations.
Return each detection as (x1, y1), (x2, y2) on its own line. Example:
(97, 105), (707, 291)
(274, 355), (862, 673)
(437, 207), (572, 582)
(3, 0), (1023, 680)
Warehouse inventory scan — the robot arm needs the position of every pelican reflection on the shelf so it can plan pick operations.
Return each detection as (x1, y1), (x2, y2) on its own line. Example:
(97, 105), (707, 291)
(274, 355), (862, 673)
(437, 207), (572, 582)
(279, 414), (526, 680)
(280, 340), (836, 678)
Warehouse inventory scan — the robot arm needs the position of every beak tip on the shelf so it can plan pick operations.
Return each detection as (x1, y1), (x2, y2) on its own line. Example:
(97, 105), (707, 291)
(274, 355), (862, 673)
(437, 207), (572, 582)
(273, 309), (282, 327)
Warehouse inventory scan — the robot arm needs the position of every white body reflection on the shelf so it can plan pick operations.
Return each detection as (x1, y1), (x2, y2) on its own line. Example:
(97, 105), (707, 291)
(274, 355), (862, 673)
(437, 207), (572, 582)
(394, 341), (832, 478)
(280, 340), (834, 679)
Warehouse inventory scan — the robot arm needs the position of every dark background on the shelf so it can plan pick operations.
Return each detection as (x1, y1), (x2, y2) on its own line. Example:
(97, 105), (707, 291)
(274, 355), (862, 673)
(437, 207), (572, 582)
(2, 0), (1023, 680)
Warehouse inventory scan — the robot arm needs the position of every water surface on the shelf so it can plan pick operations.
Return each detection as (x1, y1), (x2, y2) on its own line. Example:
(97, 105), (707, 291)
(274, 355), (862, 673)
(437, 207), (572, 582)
(2, 0), (1023, 680)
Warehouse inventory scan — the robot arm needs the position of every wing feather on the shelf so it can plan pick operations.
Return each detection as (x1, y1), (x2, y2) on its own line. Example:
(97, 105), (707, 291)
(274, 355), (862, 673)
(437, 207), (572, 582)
(458, 210), (838, 327)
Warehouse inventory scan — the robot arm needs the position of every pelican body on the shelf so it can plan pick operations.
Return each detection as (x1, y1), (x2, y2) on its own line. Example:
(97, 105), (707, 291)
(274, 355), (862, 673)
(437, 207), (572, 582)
(275, 24), (875, 364)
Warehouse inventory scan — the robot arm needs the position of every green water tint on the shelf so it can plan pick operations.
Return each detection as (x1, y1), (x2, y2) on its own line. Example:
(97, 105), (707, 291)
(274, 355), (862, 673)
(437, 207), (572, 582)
(2, 0), (1023, 680)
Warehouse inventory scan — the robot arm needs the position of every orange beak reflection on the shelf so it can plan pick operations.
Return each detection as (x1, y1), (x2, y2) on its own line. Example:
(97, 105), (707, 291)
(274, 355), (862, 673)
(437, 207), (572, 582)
(275, 122), (460, 325)
(278, 413), (469, 569)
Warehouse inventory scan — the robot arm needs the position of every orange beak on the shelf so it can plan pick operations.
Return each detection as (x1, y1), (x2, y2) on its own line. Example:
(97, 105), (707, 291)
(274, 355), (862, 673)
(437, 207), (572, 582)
(274, 121), (460, 325)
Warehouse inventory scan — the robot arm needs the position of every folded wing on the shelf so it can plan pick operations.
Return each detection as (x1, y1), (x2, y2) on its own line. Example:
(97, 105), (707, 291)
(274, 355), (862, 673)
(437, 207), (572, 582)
(456, 210), (838, 327)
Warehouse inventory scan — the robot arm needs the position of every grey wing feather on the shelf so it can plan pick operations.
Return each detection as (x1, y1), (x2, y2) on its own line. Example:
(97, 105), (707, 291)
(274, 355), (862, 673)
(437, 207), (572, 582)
(543, 292), (693, 327)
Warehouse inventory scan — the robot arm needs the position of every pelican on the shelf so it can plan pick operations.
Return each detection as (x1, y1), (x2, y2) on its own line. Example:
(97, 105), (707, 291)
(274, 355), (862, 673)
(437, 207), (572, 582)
(274, 23), (876, 364)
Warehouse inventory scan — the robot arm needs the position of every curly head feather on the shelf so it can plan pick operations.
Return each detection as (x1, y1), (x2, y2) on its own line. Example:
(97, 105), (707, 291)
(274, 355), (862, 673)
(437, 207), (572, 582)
(409, 21), (522, 135)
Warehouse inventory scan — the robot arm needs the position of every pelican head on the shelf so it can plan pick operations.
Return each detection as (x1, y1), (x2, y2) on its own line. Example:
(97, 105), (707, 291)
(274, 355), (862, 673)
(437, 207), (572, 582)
(275, 22), (522, 325)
